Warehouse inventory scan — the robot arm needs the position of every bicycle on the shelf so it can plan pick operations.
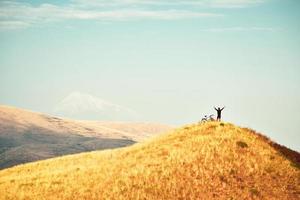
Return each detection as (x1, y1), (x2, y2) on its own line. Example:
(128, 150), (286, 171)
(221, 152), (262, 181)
(201, 114), (215, 123)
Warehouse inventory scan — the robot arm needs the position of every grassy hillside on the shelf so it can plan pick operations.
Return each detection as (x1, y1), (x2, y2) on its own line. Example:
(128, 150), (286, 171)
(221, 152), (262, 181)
(0, 122), (299, 199)
(0, 105), (171, 169)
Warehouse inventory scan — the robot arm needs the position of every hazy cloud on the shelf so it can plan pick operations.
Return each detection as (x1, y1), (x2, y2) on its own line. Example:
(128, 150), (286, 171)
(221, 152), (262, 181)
(0, 1), (222, 30)
(0, 0), (266, 30)
(0, 21), (30, 30)
(210, 0), (264, 8)
(71, 0), (264, 8)
(203, 27), (276, 32)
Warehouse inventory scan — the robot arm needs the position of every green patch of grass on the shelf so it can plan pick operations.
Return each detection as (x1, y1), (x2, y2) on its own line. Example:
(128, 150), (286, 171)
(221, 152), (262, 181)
(219, 175), (227, 182)
(51, 181), (62, 185)
(269, 155), (275, 160)
(249, 188), (259, 196)
(229, 169), (236, 175)
(236, 141), (248, 148)
(290, 162), (300, 170)
(19, 183), (34, 188)
(264, 165), (274, 174)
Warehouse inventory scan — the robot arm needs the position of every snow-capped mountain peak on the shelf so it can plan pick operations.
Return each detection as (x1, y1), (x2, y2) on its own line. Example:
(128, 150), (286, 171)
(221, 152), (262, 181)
(53, 92), (139, 120)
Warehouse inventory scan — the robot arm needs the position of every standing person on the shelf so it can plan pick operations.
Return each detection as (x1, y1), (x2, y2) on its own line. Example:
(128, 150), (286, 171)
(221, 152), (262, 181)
(214, 106), (225, 121)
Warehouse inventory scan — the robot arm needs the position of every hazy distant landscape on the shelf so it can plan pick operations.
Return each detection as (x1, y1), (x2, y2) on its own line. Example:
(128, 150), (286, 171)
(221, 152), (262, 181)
(0, 105), (171, 169)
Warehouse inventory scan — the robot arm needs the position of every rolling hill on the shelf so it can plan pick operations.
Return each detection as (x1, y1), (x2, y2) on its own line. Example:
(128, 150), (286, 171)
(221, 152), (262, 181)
(0, 121), (299, 199)
(0, 105), (171, 169)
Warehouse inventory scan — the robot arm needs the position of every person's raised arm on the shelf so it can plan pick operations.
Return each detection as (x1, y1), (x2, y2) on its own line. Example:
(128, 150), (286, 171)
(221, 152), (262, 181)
(221, 106), (225, 111)
(214, 107), (217, 111)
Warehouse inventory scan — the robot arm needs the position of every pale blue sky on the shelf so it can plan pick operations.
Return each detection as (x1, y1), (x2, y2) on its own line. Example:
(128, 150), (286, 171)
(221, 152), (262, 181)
(0, 0), (299, 150)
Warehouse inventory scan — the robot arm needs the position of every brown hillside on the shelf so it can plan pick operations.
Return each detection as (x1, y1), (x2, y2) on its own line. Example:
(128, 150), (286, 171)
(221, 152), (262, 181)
(0, 105), (171, 169)
(0, 105), (171, 140)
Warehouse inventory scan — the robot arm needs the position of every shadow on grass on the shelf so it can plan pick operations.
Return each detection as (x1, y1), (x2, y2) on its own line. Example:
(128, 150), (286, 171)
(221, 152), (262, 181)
(242, 128), (300, 169)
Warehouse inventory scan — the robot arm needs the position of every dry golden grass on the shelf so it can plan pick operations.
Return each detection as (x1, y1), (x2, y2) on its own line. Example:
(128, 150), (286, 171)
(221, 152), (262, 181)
(0, 122), (299, 200)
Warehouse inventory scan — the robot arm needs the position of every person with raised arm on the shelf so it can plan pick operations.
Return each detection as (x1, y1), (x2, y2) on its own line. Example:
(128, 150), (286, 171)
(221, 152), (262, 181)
(214, 106), (225, 121)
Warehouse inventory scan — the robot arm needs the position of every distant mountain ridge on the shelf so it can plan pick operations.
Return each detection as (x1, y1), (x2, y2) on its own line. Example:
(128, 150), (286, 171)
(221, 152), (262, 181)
(0, 105), (171, 169)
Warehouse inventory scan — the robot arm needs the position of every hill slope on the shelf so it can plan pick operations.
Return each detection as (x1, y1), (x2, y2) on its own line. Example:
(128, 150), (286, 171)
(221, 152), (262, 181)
(0, 105), (171, 169)
(0, 122), (299, 199)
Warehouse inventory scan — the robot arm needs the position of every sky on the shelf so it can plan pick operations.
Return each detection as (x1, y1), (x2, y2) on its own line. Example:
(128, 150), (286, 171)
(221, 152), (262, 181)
(0, 0), (299, 151)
